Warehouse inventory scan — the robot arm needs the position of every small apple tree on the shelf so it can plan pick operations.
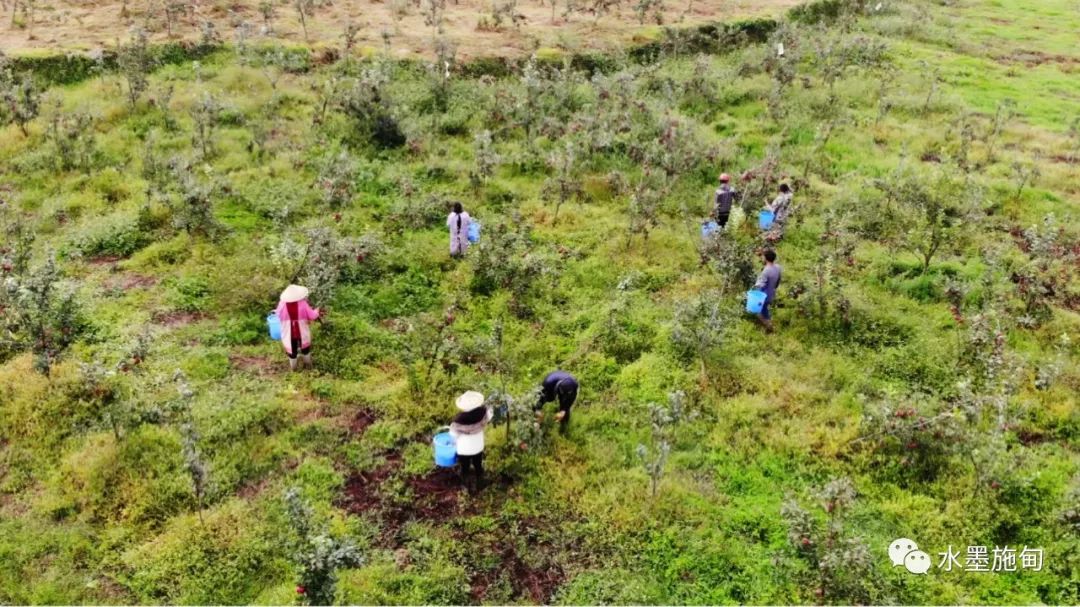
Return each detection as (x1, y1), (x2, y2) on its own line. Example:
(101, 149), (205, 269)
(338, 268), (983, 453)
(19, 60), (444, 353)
(875, 167), (975, 275)
(0, 255), (84, 376)
(670, 290), (731, 381)
(780, 478), (876, 603)
(637, 390), (692, 498)
(285, 487), (364, 606)
(542, 140), (584, 223)
(0, 52), (41, 136)
(118, 28), (153, 108)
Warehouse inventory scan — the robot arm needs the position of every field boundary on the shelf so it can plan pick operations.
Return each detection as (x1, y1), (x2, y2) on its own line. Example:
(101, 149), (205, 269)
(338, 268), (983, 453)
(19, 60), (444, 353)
(8, 0), (866, 86)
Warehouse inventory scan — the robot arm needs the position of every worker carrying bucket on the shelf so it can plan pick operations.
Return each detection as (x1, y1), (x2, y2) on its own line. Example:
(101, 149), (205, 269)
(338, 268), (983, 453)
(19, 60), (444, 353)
(444, 391), (492, 494)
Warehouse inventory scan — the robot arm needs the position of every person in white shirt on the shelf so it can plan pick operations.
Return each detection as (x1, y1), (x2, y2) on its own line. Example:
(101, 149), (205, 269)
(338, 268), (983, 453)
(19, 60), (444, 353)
(766, 183), (793, 226)
(446, 202), (471, 258)
(449, 391), (492, 493)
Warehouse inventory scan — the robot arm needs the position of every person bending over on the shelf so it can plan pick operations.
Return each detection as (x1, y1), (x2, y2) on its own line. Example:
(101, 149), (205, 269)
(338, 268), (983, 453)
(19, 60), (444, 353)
(534, 370), (579, 431)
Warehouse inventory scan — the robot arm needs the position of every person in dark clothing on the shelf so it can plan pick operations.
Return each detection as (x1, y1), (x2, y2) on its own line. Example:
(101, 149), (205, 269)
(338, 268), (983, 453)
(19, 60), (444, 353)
(534, 370), (579, 431)
(752, 249), (782, 333)
(713, 173), (740, 229)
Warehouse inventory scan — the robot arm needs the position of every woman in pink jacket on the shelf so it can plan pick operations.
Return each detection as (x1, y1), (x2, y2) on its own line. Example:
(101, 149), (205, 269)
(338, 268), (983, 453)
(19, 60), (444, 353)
(275, 284), (321, 371)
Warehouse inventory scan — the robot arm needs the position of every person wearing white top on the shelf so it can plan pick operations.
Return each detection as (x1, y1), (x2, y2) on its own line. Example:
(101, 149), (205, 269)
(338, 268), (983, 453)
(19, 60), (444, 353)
(766, 183), (793, 226)
(449, 391), (492, 493)
(447, 202), (471, 258)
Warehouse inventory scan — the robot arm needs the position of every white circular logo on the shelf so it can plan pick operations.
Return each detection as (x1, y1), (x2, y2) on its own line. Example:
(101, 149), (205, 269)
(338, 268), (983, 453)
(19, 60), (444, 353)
(889, 538), (919, 567)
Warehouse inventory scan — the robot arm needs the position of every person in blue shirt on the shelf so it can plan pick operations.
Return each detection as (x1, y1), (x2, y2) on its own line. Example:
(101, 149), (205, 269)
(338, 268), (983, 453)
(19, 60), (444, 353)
(534, 370), (578, 431)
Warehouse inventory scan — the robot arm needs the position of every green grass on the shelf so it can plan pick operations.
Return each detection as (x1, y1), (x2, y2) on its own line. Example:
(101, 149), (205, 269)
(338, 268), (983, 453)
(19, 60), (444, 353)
(0, 0), (1078, 605)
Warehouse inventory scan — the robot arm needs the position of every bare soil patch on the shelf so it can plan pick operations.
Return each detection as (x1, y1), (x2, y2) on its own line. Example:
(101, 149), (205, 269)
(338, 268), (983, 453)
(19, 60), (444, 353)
(230, 353), (276, 375)
(348, 407), (379, 435)
(86, 253), (124, 265)
(151, 310), (206, 327)
(1017, 428), (1049, 446)
(342, 460), (462, 516)
(466, 517), (567, 603)
(339, 453), (469, 544)
(237, 476), (272, 499)
(998, 49), (1080, 69)
(3, 0), (800, 60)
(126, 272), (157, 287)
(339, 452), (405, 515)
(406, 467), (463, 516)
(108, 272), (159, 290)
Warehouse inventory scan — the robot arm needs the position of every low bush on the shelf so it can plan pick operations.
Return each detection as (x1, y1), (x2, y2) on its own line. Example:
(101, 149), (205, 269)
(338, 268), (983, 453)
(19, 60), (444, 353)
(120, 499), (285, 604)
(65, 214), (151, 259)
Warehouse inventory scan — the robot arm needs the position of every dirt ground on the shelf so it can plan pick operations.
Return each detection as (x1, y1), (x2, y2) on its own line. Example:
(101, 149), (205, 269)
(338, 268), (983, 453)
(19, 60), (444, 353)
(1, 0), (800, 59)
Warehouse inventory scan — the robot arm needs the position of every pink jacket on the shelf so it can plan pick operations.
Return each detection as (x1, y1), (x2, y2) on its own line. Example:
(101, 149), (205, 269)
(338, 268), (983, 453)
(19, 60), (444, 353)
(275, 299), (320, 354)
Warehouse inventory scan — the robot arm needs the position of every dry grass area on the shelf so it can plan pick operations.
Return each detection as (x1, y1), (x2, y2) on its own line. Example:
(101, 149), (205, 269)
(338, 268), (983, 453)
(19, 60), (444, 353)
(2, 0), (801, 58)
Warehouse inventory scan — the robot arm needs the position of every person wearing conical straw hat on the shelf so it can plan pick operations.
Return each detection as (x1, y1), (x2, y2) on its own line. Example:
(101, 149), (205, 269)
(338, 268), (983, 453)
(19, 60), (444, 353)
(449, 391), (492, 494)
(275, 284), (321, 371)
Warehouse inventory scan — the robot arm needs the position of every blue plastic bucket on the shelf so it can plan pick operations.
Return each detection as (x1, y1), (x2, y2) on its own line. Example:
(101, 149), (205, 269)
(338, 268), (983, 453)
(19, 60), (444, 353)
(701, 221), (719, 238)
(467, 221), (481, 244)
(758, 210), (775, 230)
(433, 430), (457, 467)
(267, 312), (281, 340)
(746, 290), (767, 314)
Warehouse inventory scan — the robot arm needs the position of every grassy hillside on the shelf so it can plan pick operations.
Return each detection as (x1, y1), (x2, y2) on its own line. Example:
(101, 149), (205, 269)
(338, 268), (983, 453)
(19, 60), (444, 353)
(0, 0), (1078, 604)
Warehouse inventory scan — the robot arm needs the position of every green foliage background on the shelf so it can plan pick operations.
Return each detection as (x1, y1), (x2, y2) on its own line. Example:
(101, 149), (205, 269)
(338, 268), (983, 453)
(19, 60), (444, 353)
(0, 0), (1078, 604)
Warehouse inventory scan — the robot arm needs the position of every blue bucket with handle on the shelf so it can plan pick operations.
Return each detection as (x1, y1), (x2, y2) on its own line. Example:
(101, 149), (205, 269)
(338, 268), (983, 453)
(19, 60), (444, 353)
(267, 312), (281, 340)
(701, 220), (719, 238)
(759, 210), (775, 230)
(746, 290), (767, 314)
(467, 221), (481, 243)
(433, 428), (457, 467)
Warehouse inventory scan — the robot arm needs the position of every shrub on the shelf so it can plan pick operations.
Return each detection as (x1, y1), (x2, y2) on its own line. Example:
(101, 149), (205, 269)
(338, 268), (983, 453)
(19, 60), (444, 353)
(469, 217), (559, 317)
(670, 290), (732, 377)
(46, 108), (96, 172)
(169, 275), (212, 312)
(120, 499), (283, 604)
(0, 256), (86, 376)
(0, 53), (41, 136)
(118, 28), (154, 107)
(542, 141), (585, 224)
(67, 214), (150, 259)
(168, 159), (225, 238)
(74, 361), (143, 441)
(787, 210), (855, 326)
(873, 167), (978, 274)
(270, 227), (385, 304)
(858, 393), (968, 483)
(385, 190), (450, 232)
(190, 91), (223, 161)
(779, 477), (879, 604)
(335, 62), (405, 149)
(594, 290), (657, 364)
(396, 306), (461, 399)
(698, 232), (756, 295)
(637, 390), (694, 497)
(316, 151), (357, 209)
(238, 178), (316, 223)
(284, 487), (365, 606)
(1011, 214), (1078, 327)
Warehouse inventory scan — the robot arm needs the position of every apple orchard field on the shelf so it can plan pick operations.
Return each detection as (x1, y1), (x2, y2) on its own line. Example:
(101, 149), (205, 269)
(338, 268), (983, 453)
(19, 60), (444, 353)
(0, 0), (1078, 604)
